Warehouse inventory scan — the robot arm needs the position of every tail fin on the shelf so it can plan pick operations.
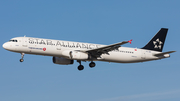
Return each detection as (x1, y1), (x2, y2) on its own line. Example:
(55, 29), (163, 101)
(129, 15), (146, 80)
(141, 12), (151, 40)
(142, 28), (168, 52)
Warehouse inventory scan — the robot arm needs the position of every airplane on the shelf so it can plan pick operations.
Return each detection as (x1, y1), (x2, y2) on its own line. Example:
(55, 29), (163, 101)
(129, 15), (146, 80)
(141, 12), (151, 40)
(2, 28), (176, 71)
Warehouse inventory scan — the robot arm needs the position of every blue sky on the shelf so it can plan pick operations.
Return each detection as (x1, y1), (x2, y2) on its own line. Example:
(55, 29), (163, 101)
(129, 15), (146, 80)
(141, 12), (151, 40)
(0, 0), (180, 101)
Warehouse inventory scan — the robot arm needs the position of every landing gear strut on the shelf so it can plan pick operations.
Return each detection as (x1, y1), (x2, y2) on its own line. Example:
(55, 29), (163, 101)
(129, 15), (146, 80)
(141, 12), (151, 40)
(77, 60), (84, 71)
(77, 61), (96, 70)
(89, 62), (96, 68)
(20, 53), (24, 62)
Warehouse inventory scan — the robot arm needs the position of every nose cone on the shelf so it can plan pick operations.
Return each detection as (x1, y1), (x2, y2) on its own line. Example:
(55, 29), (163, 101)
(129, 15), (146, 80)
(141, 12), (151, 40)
(2, 42), (9, 50)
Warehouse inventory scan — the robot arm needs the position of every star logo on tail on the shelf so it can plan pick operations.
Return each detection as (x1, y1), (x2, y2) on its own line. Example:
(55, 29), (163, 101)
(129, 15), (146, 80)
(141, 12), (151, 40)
(153, 38), (163, 49)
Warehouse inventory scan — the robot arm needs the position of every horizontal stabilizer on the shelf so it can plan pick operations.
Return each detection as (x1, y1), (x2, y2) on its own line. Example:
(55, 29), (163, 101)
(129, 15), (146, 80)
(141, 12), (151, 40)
(153, 51), (176, 56)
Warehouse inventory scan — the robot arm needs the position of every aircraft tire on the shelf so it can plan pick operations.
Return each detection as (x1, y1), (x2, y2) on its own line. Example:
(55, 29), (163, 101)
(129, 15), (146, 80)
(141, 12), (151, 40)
(20, 59), (24, 62)
(89, 62), (96, 68)
(78, 65), (84, 71)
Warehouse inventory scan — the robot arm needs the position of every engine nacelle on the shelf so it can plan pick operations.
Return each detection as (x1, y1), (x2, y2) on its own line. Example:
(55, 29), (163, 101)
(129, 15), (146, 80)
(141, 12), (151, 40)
(52, 57), (74, 65)
(62, 50), (88, 60)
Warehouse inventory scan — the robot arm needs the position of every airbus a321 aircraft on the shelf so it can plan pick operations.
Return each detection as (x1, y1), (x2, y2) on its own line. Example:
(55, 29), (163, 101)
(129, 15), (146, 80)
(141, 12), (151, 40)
(3, 28), (175, 70)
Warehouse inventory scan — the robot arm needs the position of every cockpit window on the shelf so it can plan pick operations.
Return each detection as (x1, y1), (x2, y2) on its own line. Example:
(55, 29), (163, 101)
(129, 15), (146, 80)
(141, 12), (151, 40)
(9, 40), (18, 42)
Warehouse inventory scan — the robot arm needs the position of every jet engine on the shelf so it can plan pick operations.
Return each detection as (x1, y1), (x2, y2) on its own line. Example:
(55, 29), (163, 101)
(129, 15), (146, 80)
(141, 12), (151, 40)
(62, 50), (89, 60)
(52, 57), (74, 65)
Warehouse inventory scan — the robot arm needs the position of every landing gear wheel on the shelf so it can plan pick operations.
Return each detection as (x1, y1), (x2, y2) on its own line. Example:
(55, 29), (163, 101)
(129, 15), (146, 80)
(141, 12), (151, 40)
(20, 53), (25, 62)
(89, 62), (96, 68)
(20, 59), (24, 62)
(78, 65), (84, 71)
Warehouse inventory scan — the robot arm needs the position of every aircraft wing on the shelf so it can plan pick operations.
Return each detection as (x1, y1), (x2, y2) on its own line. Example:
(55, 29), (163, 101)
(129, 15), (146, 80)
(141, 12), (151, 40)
(81, 40), (132, 57)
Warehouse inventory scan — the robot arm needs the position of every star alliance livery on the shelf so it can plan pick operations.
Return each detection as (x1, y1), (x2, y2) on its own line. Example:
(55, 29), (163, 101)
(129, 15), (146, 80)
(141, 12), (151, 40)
(3, 28), (175, 70)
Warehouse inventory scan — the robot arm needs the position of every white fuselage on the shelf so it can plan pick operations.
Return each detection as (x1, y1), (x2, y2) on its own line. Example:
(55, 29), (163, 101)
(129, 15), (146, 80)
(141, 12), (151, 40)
(3, 37), (169, 63)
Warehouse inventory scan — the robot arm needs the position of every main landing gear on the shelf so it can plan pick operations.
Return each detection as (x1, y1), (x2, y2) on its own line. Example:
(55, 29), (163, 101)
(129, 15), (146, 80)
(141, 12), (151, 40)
(77, 60), (84, 71)
(20, 53), (25, 62)
(89, 62), (96, 68)
(77, 61), (96, 71)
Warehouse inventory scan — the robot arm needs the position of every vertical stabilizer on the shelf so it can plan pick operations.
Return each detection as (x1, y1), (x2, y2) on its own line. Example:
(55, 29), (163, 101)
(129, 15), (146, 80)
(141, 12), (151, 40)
(142, 28), (168, 52)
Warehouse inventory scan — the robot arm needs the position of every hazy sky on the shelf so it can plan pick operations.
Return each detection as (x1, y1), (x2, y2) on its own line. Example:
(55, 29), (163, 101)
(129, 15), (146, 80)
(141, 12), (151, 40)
(0, 1), (180, 101)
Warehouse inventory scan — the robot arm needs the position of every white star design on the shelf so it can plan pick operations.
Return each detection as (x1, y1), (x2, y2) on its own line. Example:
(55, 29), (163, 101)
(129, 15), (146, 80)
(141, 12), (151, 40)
(153, 38), (163, 49)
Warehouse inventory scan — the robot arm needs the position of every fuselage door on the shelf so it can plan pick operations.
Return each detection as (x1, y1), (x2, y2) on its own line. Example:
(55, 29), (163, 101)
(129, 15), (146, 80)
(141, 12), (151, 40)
(22, 37), (28, 47)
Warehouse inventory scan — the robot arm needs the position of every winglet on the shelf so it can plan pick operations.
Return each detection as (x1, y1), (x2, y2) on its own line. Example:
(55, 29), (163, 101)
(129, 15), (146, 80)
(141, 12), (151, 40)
(128, 39), (132, 44)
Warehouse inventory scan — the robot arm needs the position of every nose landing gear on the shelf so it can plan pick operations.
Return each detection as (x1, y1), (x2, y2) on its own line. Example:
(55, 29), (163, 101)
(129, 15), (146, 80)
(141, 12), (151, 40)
(20, 53), (24, 62)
